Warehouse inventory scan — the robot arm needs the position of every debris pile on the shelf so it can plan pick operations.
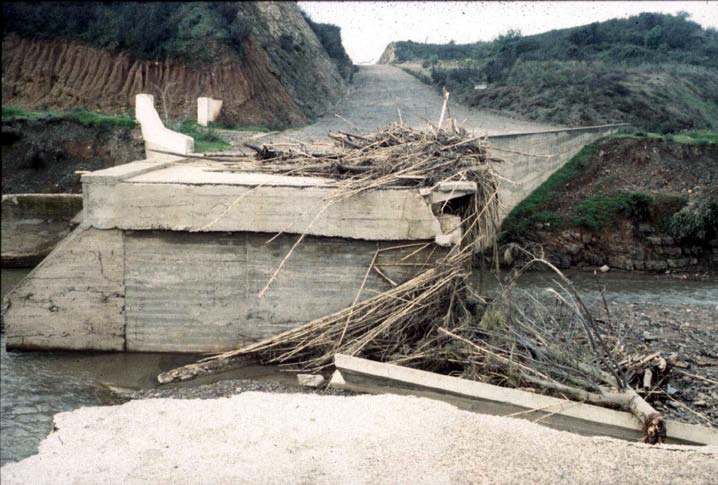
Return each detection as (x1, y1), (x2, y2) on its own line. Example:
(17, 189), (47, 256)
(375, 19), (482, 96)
(159, 123), (500, 381)
(159, 123), (681, 443)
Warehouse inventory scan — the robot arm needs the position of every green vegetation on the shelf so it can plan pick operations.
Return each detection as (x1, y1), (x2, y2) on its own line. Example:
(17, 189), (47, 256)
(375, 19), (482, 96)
(174, 120), (230, 153)
(2, 106), (136, 129)
(2, 2), (251, 63)
(394, 13), (718, 69)
(208, 121), (271, 133)
(571, 192), (653, 232)
(668, 189), (718, 242)
(301, 11), (355, 81)
(616, 131), (718, 145)
(392, 13), (718, 132)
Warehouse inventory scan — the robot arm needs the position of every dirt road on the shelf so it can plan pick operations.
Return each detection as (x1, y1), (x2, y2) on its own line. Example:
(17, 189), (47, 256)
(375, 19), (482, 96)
(222, 65), (557, 147)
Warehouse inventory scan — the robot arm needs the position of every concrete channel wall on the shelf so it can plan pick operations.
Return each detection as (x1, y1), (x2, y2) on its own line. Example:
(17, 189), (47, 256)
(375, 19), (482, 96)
(488, 124), (629, 220)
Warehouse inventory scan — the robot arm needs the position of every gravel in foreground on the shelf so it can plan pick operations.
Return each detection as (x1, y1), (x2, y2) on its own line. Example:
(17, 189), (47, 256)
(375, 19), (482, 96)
(2, 392), (716, 484)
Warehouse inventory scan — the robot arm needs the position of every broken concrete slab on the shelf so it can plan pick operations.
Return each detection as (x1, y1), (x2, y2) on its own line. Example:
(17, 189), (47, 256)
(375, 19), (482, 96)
(330, 354), (718, 446)
(83, 169), (445, 241)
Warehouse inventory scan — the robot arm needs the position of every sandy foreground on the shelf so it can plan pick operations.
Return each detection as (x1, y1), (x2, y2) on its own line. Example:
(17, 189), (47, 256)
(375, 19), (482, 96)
(1, 392), (716, 484)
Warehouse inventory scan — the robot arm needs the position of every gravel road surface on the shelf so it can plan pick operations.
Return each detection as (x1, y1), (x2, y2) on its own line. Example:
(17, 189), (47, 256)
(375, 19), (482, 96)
(2, 392), (715, 484)
(222, 65), (558, 148)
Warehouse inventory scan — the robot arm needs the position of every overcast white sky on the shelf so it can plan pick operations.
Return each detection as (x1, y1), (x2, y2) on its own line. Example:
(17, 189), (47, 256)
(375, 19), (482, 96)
(297, 1), (718, 64)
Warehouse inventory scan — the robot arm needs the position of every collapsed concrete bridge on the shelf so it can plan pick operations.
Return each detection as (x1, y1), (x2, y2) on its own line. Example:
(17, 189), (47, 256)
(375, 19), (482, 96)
(2, 66), (626, 352)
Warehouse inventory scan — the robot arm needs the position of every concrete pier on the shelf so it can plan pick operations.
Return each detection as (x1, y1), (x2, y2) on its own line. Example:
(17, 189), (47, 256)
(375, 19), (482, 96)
(4, 159), (467, 352)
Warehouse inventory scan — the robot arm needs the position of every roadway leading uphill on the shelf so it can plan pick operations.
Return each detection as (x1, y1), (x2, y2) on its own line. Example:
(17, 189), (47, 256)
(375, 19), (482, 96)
(230, 64), (559, 147)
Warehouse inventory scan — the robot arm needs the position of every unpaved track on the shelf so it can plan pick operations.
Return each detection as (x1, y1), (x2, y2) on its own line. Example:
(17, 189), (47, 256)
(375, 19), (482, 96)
(2, 393), (715, 484)
(224, 65), (557, 147)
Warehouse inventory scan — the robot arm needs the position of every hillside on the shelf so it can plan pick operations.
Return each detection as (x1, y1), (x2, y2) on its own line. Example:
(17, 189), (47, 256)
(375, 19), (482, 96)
(1, 2), (354, 129)
(380, 13), (718, 132)
(500, 133), (718, 272)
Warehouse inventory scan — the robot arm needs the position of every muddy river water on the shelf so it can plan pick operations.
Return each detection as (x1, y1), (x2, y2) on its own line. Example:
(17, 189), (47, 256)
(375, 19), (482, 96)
(1, 268), (717, 465)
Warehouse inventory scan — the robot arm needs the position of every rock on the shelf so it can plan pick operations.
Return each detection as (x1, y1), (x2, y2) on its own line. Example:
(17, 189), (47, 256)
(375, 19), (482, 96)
(644, 260), (668, 271)
(599, 265), (610, 273)
(565, 243), (582, 256)
(638, 223), (654, 234)
(297, 374), (325, 388)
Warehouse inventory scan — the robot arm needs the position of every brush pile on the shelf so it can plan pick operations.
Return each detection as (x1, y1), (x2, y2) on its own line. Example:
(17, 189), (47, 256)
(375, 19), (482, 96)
(158, 123), (668, 442)
(159, 123), (500, 383)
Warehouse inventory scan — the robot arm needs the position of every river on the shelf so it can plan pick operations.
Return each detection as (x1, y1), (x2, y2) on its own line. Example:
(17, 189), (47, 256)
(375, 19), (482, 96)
(1, 267), (716, 465)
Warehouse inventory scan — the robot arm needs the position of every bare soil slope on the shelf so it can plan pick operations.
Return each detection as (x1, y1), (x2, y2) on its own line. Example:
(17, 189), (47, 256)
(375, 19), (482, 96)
(1, 3), (347, 129)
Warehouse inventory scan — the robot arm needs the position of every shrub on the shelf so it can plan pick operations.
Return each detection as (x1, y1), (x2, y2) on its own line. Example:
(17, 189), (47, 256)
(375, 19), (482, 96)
(300, 11), (354, 81)
(2, 2), (252, 63)
(668, 189), (718, 242)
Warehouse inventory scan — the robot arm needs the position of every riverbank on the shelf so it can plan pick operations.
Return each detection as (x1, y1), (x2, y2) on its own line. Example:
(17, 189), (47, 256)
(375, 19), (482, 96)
(499, 135), (718, 273)
(2, 392), (716, 484)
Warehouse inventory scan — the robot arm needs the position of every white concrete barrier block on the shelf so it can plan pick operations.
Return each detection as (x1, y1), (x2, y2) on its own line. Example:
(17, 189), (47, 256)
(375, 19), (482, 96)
(135, 93), (194, 159)
(197, 97), (223, 127)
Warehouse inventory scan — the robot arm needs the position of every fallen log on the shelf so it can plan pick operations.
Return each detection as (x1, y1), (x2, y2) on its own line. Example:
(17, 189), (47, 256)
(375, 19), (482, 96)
(157, 355), (257, 384)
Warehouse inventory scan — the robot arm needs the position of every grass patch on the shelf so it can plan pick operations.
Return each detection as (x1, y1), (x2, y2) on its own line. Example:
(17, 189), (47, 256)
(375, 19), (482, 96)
(2, 106), (45, 121)
(2, 106), (135, 128)
(174, 120), (231, 153)
(614, 130), (718, 145)
(571, 192), (653, 232)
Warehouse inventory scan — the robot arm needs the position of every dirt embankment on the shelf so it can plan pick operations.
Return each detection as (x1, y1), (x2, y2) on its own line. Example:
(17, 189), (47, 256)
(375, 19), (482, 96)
(502, 137), (718, 272)
(1, 118), (144, 194)
(1, 4), (348, 129)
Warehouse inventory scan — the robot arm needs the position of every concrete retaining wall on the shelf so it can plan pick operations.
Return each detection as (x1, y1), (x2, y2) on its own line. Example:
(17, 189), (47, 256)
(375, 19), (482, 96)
(488, 124), (628, 220)
(4, 226), (447, 352)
